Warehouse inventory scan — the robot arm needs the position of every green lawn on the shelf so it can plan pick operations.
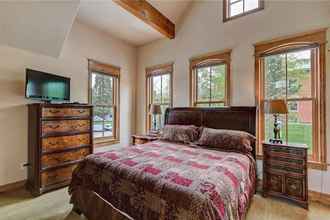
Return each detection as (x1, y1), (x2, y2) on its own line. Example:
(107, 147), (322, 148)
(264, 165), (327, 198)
(265, 123), (312, 154)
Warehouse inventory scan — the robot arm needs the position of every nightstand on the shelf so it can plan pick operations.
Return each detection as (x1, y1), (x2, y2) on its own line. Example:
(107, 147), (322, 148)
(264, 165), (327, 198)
(262, 142), (308, 209)
(131, 134), (159, 145)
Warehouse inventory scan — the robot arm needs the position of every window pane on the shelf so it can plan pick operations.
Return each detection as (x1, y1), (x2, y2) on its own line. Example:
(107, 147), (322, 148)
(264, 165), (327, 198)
(103, 107), (114, 138)
(264, 54), (286, 99)
(91, 73), (104, 105)
(102, 75), (113, 105)
(197, 67), (211, 101)
(91, 73), (113, 106)
(152, 75), (162, 103)
(287, 100), (313, 154)
(287, 49), (312, 99)
(230, 1), (243, 16)
(161, 74), (170, 103)
(245, 0), (259, 11)
(211, 64), (226, 101)
(93, 106), (104, 138)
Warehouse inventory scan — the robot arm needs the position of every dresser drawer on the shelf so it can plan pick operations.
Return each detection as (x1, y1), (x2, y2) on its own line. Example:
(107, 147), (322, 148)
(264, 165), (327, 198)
(41, 164), (77, 187)
(42, 120), (90, 136)
(285, 176), (306, 200)
(265, 171), (284, 194)
(42, 134), (90, 153)
(42, 107), (90, 118)
(41, 148), (89, 169)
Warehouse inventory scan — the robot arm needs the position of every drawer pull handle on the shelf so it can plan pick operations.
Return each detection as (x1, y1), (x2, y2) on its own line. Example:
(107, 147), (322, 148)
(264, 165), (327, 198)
(77, 110), (86, 113)
(74, 124), (86, 128)
(49, 141), (59, 146)
(58, 158), (72, 163)
(289, 184), (298, 190)
(49, 125), (60, 129)
(49, 109), (61, 114)
(78, 138), (87, 142)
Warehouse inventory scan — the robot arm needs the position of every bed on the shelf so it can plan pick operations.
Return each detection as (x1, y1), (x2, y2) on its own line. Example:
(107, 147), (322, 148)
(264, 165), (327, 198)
(69, 107), (257, 220)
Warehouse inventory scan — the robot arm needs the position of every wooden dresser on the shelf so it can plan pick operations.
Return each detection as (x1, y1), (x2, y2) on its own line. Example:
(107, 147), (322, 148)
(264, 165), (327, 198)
(27, 103), (93, 196)
(263, 142), (308, 209)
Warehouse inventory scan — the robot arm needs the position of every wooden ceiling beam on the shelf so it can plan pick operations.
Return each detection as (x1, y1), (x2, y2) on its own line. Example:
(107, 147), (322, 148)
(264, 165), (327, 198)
(113, 0), (175, 39)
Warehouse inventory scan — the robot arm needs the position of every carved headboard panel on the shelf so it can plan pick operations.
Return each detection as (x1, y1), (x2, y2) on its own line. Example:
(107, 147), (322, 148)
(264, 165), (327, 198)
(164, 107), (257, 159)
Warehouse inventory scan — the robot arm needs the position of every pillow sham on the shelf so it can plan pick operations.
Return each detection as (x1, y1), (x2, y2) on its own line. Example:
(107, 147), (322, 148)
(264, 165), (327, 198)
(160, 124), (200, 144)
(196, 127), (255, 153)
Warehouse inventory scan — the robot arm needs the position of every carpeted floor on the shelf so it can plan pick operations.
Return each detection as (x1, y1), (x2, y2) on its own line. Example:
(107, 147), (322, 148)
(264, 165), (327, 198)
(0, 187), (329, 220)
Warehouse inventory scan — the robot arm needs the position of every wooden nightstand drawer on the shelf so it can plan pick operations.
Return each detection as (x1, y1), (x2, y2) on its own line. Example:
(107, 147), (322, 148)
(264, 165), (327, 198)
(265, 171), (284, 194)
(285, 176), (306, 200)
(266, 156), (305, 166)
(265, 163), (305, 175)
(264, 145), (306, 158)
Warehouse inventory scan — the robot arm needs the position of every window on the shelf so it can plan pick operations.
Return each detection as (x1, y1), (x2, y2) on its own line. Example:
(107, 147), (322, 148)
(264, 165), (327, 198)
(223, 0), (264, 22)
(190, 50), (231, 107)
(255, 29), (327, 170)
(146, 63), (173, 131)
(88, 60), (120, 146)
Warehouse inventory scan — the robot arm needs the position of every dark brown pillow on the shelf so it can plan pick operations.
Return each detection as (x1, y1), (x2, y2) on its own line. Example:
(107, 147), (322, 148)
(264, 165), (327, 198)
(196, 128), (255, 153)
(160, 125), (200, 144)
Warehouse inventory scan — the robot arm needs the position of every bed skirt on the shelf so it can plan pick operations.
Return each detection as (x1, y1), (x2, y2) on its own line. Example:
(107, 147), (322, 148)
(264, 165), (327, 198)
(70, 187), (133, 220)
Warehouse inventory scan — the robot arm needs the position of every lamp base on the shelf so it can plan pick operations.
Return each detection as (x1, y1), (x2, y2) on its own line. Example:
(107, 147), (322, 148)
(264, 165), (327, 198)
(269, 138), (283, 144)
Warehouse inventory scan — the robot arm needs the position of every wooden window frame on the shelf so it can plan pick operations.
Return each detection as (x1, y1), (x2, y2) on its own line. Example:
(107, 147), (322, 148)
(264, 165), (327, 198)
(189, 50), (231, 107)
(255, 29), (327, 170)
(88, 59), (120, 147)
(145, 63), (173, 132)
(223, 0), (264, 22)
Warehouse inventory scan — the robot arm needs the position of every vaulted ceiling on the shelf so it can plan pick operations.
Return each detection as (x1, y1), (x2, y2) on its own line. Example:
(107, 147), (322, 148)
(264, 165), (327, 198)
(0, 0), (191, 57)
(77, 0), (192, 46)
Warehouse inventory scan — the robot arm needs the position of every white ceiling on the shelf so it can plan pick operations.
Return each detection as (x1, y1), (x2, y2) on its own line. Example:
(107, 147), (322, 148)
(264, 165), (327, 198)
(77, 0), (192, 46)
(0, 0), (191, 56)
(0, 1), (79, 57)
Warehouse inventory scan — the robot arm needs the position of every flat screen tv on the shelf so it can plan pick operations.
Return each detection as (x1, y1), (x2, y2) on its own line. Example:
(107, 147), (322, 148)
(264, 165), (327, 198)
(25, 69), (70, 101)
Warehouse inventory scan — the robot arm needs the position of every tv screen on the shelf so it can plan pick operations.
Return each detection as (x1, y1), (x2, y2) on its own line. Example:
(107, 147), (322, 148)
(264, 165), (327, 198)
(25, 69), (70, 101)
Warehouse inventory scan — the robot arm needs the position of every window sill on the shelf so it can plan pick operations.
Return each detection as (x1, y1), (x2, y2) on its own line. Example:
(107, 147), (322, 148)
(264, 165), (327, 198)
(256, 154), (328, 171)
(308, 161), (328, 171)
(94, 138), (120, 148)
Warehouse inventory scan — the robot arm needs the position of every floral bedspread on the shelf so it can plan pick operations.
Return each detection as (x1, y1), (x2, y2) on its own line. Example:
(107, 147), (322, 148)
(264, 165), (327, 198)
(69, 140), (256, 220)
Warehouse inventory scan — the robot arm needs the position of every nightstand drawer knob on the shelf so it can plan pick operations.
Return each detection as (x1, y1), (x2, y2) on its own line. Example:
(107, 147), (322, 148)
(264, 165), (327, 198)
(289, 183), (297, 190)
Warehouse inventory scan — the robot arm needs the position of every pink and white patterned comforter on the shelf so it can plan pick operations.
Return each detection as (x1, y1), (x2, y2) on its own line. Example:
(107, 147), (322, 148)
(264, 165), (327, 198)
(69, 140), (256, 220)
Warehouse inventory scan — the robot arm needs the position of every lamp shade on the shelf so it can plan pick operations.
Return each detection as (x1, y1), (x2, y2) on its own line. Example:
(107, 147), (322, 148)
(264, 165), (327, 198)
(149, 104), (162, 115)
(264, 99), (288, 114)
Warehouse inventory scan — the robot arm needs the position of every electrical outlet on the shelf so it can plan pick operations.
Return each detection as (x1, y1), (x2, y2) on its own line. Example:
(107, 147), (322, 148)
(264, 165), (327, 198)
(20, 162), (29, 170)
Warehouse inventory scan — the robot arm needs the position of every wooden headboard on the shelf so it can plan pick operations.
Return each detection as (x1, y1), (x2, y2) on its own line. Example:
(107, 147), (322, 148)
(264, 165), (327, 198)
(164, 107), (257, 159)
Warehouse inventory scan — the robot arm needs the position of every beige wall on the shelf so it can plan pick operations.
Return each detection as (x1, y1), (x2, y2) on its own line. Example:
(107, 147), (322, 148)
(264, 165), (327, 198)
(136, 1), (330, 193)
(0, 21), (137, 186)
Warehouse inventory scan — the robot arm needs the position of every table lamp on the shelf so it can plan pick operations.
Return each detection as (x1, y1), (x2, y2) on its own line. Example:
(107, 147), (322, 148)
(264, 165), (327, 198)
(149, 104), (162, 134)
(264, 99), (288, 144)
